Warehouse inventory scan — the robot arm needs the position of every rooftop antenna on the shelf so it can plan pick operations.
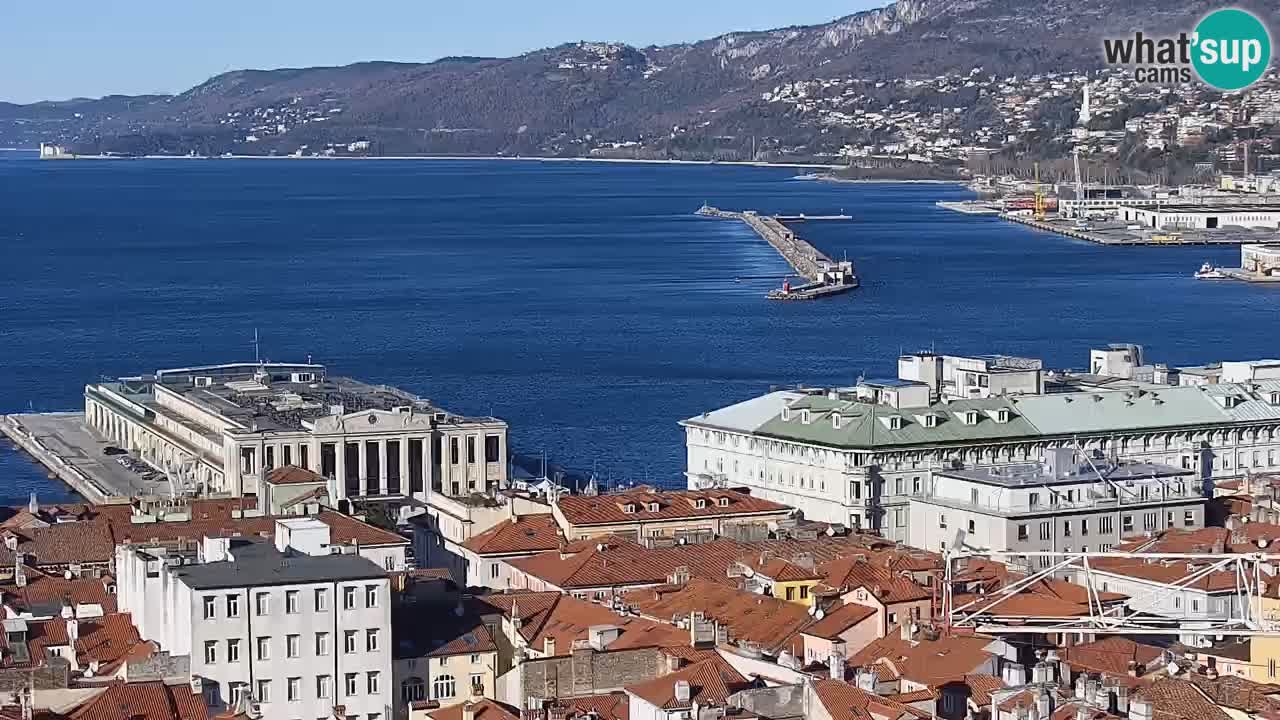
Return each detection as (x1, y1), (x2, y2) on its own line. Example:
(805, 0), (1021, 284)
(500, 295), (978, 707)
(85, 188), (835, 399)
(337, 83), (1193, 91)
(252, 328), (261, 365)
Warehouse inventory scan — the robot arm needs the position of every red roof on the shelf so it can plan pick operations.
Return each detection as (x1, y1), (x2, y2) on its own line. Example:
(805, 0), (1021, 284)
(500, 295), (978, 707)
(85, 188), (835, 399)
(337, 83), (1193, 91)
(427, 699), (519, 720)
(545, 693), (631, 720)
(68, 680), (208, 720)
(1062, 637), (1164, 682)
(963, 674), (1006, 706)
(484, 592), (686, 655)
(802, 602), (878, 640)
(620, 577), (815, 653)
(556, 489), (790, 527)
(1136, 677), (1232, 720)
(850, 631), (994, 689)
(263, 465), (328, 485)
(0, 567), (118, 614)
(815, 556), (930, 603)
(625, 656), (750, 709)
(462, 514), (561, 556)
(812, 678), (928, 720)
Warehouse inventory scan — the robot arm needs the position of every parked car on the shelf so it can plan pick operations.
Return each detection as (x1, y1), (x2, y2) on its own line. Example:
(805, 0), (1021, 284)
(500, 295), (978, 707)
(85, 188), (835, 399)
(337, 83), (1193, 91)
(102, 446), (127, 456)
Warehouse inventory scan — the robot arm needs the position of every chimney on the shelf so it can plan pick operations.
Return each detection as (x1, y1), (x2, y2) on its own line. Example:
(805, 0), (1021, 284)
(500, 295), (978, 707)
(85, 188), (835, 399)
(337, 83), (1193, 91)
(828, 652), (845, 681)
(1075, 675), (1086, 699)
(856, 667), (877, 693)
(27, 493), (37, 516)
(1115, 685), (1129, 714)
(675, 680), (692, 705)
(1085, 679), (1099, 705)
(1004, 662), (1026, 687)
(666, 654), (681, 673)
(1129, 698), (1152, 720)
(1076, 706), (1091, 720)
(463, 702), (477, 720)
(66, 618), (79, 670)
(1127, 660), (1140, 677)
(1035, 689), (1053, 720)
(543, 637), (556, 656)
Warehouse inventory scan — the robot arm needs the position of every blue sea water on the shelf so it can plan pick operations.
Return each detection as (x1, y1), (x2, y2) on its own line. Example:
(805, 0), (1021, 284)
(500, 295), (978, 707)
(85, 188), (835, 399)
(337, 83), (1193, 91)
(0, 154), (1277, 500)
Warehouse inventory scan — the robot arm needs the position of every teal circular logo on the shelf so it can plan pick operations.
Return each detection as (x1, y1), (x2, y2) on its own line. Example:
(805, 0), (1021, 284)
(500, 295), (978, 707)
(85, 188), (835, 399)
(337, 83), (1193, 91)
(1192, 8), (1271, 91)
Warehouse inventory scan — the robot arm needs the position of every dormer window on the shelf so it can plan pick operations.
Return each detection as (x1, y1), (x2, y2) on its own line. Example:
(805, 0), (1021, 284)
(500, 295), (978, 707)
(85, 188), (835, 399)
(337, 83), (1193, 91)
(964, 411), (980, 425)
(781, 407), (791, 422)
(996, 409), (1010, 424)
(832, 413), (842, 430)
(924, 414), (938, 428)
(717, 497), (730, 507)
(622, 503), (636, 514)
(1271, 392), (1280, 407)
(647, 502), (661, 512)
(801, 410), (811, 424)
(888, 416), (903, 431)
(694, 499), (707, 509)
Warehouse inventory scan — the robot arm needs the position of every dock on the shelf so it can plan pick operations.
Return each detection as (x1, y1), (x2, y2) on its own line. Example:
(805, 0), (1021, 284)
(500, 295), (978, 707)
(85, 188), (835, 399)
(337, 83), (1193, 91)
(1002, 214), (1255, 246)
(0, 413), (172, 502)
(696, 205), (859, 300)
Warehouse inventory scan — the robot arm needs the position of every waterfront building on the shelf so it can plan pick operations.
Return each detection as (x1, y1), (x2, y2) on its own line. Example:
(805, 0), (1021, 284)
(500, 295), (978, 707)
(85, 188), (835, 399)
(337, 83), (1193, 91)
(1118, 204), (1280, 230)
(551, 487), (793, 543)
(115, 517), (394, 718)
(907, 449), (1205, 558)
(1242, 243), (1280, 277)
(83, 362), (509, 503)
(684, 347), (1280, 537)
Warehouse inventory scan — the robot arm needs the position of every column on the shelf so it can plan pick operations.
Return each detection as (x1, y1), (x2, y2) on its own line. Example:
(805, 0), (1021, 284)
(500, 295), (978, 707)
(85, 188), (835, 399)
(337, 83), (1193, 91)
(422, 436), (432, 500)
(358, 438), (369, 497)
(374, 439), (388, 495)
(334, 443), (347, 502)
(399, 436), (410, 497)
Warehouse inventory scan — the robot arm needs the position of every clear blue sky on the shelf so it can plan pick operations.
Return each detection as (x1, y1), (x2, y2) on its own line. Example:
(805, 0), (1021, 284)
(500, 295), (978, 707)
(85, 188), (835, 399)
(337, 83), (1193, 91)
(1, 1), (884, 104)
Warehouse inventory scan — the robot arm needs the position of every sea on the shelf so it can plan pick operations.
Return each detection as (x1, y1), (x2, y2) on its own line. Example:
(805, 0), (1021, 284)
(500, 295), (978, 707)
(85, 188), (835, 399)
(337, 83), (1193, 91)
(1, 152), (1277, 501)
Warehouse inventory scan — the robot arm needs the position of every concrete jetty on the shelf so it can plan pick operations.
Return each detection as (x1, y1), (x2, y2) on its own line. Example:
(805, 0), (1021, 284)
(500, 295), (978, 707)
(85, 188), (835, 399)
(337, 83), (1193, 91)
(1003, 213), (1258, 246)
(696, 205), (859, 300)
(0, 413), (171, 502)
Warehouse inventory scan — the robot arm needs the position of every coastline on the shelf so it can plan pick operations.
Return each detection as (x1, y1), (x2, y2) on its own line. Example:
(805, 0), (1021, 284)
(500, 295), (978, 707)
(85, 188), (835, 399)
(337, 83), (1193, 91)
(34, 152), (846, 170)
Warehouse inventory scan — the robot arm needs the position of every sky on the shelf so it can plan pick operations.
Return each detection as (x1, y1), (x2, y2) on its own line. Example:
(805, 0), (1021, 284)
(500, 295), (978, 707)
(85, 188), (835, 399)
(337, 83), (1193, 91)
(0, 1), (884, 104)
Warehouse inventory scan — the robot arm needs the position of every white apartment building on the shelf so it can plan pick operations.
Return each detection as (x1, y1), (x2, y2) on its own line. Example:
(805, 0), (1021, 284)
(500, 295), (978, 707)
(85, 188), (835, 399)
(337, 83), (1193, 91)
(685, 349), (1280, 541)
(117, 517), (393, 719)
(907, 448), (1205, 560)
(84, 362), (508, 503)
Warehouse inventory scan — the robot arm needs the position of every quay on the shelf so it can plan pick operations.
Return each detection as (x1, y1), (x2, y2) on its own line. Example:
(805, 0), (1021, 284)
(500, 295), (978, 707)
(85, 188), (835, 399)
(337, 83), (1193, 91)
(1002, 213), (1255, 246)
(696, 205), (859, 300)
(0, 412), (169, 502)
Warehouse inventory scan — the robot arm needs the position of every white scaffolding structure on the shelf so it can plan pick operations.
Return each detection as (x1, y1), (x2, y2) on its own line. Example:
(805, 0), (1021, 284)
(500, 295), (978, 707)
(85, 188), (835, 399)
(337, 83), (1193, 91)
(944, 549), (1280, 637)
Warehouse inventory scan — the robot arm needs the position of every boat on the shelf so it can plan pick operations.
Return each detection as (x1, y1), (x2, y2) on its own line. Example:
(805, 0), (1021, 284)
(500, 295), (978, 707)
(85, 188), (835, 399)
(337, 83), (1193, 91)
(1194, 262), (1227, 279)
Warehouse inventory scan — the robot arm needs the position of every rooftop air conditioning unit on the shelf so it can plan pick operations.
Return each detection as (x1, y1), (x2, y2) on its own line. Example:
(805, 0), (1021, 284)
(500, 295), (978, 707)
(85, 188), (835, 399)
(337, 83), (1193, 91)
(194, 376), (213, 388)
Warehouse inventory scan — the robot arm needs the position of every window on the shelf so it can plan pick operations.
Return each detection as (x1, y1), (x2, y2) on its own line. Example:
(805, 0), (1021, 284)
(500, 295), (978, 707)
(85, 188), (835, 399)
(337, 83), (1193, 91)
(255, 679), (271, 703)
(1039, 522), (1051, 541)
(287, 634), (300, 658)
(286, 590), (299, 614)
(203, 596), (216, 620)
(402, 678), (426, 703)
(647, 502), (660, 512)
(1122, 515), (1134, 533)
(227, 639), (240, 663)
(1100, 516), (1114, 534)
(226, 594), (240, 618)
(256, 592), (270, 616)
(367, 629), (380, 652)
(1017, 524), (1029, 540)
(1063, 521), (1072, 537)
(939, 514), (947, 529)
(786, 586), (796, 601)
(490, 563), (499, 579)
(912, 477), (922, 494)
(230, 683), (248, 706)
(433, 675), (456, 699)
(368, 671), (381, 695)
(450, 437), (459, 464)
(344, 587), (356, 610)
(316, 632), (330, 656)
(317, 675), (332, 700)
(346, 673), (359, 696)
(694, 498), (706, 509)
(257, 636), (271, 661)
(1270, 659), (1277, 679)
(1081, 519), (1089, 536)
(288, 677), (301, 702)
(365, 585), (379, 608)
(717, 497), (730, 507)
(1029, 492), (1040, 508)
(470, 674), (484, 690)
(485, 435), (500, 463)
(1185, 511), (1195, 527)
(315, 588), (329, 612)
(203, 640), (217, 664)
(345, 630), (358, 654)
(967, 519), (976, 533)
(800, 585), (809, 599)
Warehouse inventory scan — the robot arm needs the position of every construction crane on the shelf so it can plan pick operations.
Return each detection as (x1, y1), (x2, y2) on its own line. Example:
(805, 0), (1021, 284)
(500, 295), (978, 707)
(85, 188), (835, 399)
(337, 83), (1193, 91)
(1072, 148), (1084, 203)
(1033, 162), (1047, 221)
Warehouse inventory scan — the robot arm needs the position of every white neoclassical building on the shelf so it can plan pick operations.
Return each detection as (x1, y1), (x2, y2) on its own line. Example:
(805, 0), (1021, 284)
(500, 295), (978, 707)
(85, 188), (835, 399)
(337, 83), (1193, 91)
(84, 362), (508, 503)
(685, 349), (1280, 542)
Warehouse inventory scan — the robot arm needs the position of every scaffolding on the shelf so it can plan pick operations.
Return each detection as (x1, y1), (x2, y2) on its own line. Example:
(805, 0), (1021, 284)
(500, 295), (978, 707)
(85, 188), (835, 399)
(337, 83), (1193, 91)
(944, 548), (1280, 637)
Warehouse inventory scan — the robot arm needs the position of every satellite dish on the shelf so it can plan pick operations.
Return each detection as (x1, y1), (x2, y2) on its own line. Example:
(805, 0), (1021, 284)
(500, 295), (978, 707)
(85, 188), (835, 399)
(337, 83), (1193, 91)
(814, 608), (825, 620)
(1259, 538), (1269, 549)
(63, 570), (72, 580)
(1166, 661), (1179, 676)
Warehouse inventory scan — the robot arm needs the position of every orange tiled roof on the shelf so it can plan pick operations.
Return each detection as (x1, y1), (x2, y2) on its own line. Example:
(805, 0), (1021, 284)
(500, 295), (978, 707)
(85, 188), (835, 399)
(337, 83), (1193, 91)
(462, 514), (561, 556)
(1136, 676), (1231, 720)
(850, 631), (994, 689)
(620, 577), (814, 653)
(67, 680), (208, 720)
(428, 699), (519, 720)
(812, 678), (928, 720)
(1184, 672), (1280, 715)
(963, 674), (1006, 706)
(544, 692), (631, 720)
(556, 489), (790, 527)
(625, 656), (750, 709)
(1062, 637), (1164, 680)
(816, 556), (930, 604)
(0, 567), (117, 614)
(802, 602), (878, 640)
(263, 465), (328, 485)
(484, 592), (686, 655)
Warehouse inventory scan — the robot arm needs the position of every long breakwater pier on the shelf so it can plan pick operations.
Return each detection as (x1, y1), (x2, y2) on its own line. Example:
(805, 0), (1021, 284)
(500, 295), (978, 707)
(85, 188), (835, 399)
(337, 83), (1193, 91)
(696, 205), (859, 300)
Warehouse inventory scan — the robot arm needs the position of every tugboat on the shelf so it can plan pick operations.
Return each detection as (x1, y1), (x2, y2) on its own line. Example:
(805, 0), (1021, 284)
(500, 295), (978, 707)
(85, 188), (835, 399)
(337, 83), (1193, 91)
(1194, 262), (1226, 279)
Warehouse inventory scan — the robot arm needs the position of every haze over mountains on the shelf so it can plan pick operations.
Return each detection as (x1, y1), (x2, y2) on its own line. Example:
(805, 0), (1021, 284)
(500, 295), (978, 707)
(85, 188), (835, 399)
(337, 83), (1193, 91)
(2, 0), (1274, 159)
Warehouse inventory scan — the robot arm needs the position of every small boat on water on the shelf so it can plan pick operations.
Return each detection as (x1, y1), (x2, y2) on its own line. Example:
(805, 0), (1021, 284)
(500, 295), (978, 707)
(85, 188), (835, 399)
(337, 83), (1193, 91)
(1194, 262), (1226, 279)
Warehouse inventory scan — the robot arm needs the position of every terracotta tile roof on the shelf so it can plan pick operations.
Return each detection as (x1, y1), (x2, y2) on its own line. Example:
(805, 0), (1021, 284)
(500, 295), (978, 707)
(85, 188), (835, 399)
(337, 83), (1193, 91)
(812, 678), (925, 720)
(733, 552), (823, 582)
(427, 699), (520, 720)
(1136, 677), (1232, 720)
(484, 592), (686, 655)
(815, 556), (930, 603)
(963, 674), (1006, 706)
(803, 602), (878, 640)
(1185, 672), (1280, 714)
(620, 577), (814, 653)
(112, 508), (406, 548)
(32, 612), (151, 675)
(849, 631), (995, 689)
(263, 465), (328, 485)
(67, 680), (208, 720)
(626, 656), (750, 709)
(543, 692), (630, 720)
(951, 591), (1100, 618)
(1049, 701), (1122, 720)
(886, 688), (937, 704)
(462, 514), (561, 556)
(556, 488), (790, 527)
(1062, 637), (1165, 680)
(0, 568), (118, 614)
(394, 604), (497, 659)
(508, 535), (910, 592)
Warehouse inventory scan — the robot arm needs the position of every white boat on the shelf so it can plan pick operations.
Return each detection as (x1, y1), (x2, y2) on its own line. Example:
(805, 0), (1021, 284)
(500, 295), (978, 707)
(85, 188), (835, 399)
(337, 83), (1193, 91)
(1194, 262), (1226, 279)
